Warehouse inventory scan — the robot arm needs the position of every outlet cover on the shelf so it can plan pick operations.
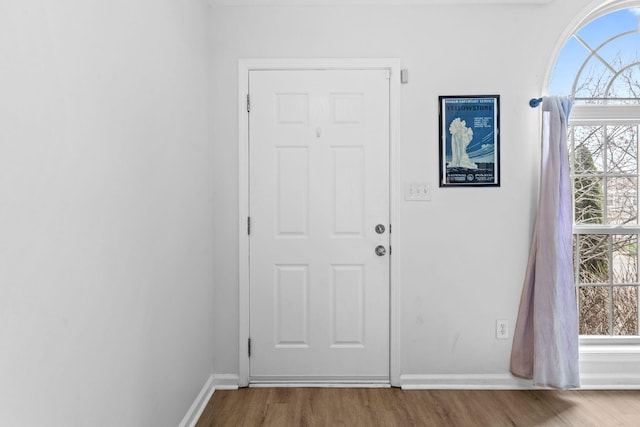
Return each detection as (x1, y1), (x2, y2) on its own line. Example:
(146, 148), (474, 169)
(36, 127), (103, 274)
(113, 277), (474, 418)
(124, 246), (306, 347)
(496, 319), (509, 339)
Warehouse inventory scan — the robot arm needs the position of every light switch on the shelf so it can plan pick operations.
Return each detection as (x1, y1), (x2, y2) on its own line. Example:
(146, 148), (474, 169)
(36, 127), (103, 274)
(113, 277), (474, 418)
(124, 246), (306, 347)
(405, 182), (431, 201)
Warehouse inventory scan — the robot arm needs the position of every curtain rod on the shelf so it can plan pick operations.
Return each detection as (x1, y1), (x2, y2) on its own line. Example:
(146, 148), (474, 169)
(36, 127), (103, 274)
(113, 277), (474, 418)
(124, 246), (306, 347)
(530, 96), (637, 108)
(529, 98), (543, 108)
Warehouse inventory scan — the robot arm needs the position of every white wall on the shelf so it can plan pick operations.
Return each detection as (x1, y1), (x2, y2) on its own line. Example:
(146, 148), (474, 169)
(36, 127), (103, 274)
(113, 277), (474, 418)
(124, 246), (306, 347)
(209, 0), (597, 382)
(0, 1), (214, 425)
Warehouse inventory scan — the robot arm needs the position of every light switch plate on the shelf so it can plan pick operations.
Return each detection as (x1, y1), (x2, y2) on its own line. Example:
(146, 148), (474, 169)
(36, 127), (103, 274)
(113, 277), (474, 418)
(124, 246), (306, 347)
(404, 182), (431, 201)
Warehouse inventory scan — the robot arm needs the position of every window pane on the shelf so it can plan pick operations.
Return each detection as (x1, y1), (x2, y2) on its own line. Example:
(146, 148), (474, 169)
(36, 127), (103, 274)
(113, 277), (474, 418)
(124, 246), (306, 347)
(573, 125), (605, 174)
(548, 37), (590, 96)
(576, 10), (638, 47)
(577, 234), (609, 283)
(578, 286), (611, 335)
(607, 177), (637, 225)
(572, 29), (640, 104)
(612, 235), (638, 284)
(613, 286), (638, 335)
(574, 57), (616, 101)
(574, 176), (605, 224)
(598, 33), (640, 66)
(607, 125), (638, 175)
(608, 64), (640, 105)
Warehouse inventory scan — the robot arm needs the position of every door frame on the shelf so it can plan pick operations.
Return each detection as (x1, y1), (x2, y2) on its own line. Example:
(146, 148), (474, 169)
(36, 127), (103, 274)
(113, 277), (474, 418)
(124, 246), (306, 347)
(238, 58), (401, 387)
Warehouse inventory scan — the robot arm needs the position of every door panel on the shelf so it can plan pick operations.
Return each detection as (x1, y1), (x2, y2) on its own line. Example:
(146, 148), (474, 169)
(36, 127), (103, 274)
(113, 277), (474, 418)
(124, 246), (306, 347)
(275, 265), (309, 346)
(276, 147), (309, 236)
(331, 264), (365, 346)
(249, 69), (390, 383)
(333, 147), (364, 236)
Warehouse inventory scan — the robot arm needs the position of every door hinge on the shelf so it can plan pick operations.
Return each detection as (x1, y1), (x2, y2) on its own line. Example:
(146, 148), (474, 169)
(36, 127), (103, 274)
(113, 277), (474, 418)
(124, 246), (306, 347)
(247, 94), (250, 113)
(248, 338), (251, 357)
(248, 217), (251, 235)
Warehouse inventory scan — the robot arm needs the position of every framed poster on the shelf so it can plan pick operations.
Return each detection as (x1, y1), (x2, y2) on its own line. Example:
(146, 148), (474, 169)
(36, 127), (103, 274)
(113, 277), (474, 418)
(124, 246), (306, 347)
(439, 95), (500, 187)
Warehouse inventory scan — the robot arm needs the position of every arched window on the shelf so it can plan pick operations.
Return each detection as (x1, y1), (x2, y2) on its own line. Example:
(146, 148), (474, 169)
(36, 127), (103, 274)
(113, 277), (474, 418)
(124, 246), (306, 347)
(550, 5), (640, 336)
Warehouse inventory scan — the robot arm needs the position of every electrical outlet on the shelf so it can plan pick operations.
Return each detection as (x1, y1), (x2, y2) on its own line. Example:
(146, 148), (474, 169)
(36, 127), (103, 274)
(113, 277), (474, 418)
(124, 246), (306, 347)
(496, 319), (509, 339)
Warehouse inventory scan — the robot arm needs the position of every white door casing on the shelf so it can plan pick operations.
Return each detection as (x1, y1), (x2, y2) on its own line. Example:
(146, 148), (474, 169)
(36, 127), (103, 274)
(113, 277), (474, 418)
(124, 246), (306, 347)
(238, 59), (401, 387)
(249, 69), (389, 383)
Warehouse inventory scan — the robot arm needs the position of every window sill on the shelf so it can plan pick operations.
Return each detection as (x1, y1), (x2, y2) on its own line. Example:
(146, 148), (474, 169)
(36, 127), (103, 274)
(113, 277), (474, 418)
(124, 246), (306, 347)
(580, 336), (640, 353)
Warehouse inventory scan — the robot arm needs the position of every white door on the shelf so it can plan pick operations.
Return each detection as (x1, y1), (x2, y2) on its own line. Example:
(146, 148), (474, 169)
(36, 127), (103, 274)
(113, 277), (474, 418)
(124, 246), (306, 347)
(249, 69), (390, 383)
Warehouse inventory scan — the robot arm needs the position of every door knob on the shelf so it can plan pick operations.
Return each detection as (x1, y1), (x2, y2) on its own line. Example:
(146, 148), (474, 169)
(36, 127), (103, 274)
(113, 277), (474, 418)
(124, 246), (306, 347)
(375, 224), (385, 234)
(375, 245), (386, 256)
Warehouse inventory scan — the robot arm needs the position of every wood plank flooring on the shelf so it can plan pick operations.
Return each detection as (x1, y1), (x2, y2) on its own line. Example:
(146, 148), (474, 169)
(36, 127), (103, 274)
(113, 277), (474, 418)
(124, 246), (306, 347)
(196, 388), (640, 427)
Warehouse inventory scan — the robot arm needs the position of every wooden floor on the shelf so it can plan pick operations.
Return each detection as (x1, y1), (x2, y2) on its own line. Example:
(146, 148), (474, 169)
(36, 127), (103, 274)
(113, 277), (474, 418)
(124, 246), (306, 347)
(196, 388), (640, 427)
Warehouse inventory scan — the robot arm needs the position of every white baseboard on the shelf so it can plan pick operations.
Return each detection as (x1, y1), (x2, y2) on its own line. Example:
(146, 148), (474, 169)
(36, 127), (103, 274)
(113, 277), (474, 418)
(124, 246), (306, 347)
(400, 373), (533, 390)
(400, 373), (640, 390)
(213, 373), (240, 390)
(580, 345), (640, 389)
(580, 374), (640, 389)
(179, 375), (215, 427)
(401, 348), (640, 390)
(190, 354), (640, 404)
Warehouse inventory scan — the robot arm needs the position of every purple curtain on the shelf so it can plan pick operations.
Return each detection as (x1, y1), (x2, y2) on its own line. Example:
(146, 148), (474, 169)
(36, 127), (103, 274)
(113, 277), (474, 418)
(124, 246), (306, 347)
(510, 96), (580, 389)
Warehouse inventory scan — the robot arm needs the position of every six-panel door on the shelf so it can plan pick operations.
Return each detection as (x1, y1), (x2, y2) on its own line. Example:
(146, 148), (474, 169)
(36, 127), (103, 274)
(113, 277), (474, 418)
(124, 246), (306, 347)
(249, 69), (390, 383)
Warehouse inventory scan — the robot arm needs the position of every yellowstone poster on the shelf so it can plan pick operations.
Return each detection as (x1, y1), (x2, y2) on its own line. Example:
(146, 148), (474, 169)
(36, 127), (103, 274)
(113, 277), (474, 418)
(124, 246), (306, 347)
(439, 95), (500, 187)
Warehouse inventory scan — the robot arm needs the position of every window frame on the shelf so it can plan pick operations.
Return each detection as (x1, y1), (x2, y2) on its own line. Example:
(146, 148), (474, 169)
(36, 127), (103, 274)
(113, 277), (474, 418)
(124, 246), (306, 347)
(571, 105), (640, 342)
(554, 3), (640, 341)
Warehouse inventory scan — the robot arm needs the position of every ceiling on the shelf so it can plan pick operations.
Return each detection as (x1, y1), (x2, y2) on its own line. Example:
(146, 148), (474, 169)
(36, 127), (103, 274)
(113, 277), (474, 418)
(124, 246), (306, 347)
(209, 0), (553, 6)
